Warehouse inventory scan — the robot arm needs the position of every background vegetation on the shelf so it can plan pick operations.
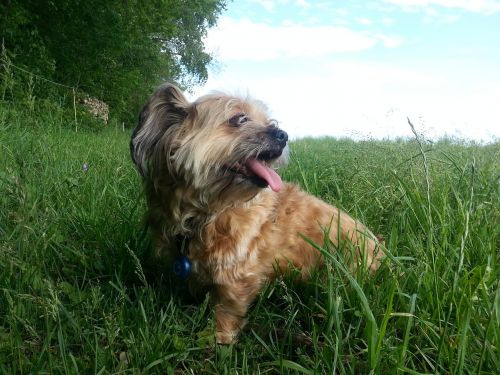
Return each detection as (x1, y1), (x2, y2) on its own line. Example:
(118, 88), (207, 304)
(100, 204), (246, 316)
(1, 2), (499, 373)
(1, 0), (226, 121)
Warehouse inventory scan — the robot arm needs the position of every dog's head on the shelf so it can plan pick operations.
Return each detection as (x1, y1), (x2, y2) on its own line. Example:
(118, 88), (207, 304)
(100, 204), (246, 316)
(131, 83), (288, 203)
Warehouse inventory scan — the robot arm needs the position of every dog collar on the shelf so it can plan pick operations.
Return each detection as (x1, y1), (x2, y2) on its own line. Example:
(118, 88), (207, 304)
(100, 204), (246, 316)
(173, 255), (192, 279)
(173, 235), (192, 279)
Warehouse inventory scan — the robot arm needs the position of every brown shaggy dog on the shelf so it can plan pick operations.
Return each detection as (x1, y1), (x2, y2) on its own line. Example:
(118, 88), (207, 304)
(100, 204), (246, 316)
(130, 83), (383, 344)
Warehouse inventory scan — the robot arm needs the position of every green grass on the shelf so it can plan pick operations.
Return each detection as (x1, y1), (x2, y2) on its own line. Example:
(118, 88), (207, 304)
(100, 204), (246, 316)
(1, 99), (499, 374)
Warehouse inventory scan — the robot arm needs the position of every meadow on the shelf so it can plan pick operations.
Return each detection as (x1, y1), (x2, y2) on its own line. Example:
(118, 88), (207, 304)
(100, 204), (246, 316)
(0, 97), (498, 374)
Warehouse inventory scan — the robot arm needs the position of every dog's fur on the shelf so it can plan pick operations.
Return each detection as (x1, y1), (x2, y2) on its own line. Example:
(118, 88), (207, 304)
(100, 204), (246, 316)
(130, 83), (383, 344)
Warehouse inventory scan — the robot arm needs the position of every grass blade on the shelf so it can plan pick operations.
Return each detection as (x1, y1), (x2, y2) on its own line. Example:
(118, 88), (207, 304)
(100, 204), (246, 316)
(398, 293), (417, 373)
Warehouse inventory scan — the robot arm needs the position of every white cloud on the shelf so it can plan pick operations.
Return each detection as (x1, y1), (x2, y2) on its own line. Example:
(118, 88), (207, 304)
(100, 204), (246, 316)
(356, 17), (373, 25)
(383, 0), (500, 14)
(295, 0), (311, 8)
(250, 0), (310, 11)
(249, 0), (275, 11)
(440, 14), (460, 22)
(381, 16), (396, 25)
(374, 33), (403, 48)
(206, 17), (402, 61)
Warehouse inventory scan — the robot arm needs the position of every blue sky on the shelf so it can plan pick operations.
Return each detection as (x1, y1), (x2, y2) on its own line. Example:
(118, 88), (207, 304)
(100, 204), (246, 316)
(192, 0), (500, 141)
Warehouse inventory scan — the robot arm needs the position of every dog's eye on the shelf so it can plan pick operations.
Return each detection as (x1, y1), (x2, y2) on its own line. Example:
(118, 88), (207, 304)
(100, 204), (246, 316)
(229, 114), (249, 127)
(268, 119), (279, 127)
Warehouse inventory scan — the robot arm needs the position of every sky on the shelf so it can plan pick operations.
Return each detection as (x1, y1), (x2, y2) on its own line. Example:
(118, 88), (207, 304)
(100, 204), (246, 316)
(192, 0), (500, 141)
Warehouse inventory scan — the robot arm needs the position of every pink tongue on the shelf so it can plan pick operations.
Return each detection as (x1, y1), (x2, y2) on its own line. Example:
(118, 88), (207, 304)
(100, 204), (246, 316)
(245, 159), (283, 192)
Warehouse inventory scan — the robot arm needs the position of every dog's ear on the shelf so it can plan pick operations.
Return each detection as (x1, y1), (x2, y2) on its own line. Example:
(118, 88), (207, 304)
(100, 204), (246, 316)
(131, 83), (189, 178)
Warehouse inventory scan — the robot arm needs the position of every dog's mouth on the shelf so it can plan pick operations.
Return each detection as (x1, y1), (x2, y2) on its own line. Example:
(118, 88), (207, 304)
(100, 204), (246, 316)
(224, 151), (283, 192)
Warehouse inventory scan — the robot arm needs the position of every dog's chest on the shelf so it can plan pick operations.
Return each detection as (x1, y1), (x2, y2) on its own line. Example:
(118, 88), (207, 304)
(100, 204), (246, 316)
(192, 195), (276, 280)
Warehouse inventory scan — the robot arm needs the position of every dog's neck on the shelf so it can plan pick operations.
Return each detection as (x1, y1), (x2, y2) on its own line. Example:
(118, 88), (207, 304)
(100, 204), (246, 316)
(149, 179), (266, 240)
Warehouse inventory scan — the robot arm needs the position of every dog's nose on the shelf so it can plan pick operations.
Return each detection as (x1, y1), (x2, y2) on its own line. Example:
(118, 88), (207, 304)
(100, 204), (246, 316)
(269, 127), (288, 144)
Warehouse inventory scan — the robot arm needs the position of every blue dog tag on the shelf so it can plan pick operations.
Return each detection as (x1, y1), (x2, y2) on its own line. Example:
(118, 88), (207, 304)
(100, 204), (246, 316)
(173, 255), (192, 279)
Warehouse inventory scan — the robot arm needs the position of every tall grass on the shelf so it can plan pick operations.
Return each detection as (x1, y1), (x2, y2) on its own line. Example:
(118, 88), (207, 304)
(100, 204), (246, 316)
(0, 93), (498, 373)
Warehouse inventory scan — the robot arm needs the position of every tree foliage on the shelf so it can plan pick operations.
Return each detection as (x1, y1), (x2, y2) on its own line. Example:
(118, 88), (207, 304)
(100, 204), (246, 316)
(0, 0), (226, 121)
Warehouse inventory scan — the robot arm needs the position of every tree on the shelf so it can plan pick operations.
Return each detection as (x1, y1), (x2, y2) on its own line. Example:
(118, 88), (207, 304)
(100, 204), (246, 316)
(0, 0), (226, 122)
